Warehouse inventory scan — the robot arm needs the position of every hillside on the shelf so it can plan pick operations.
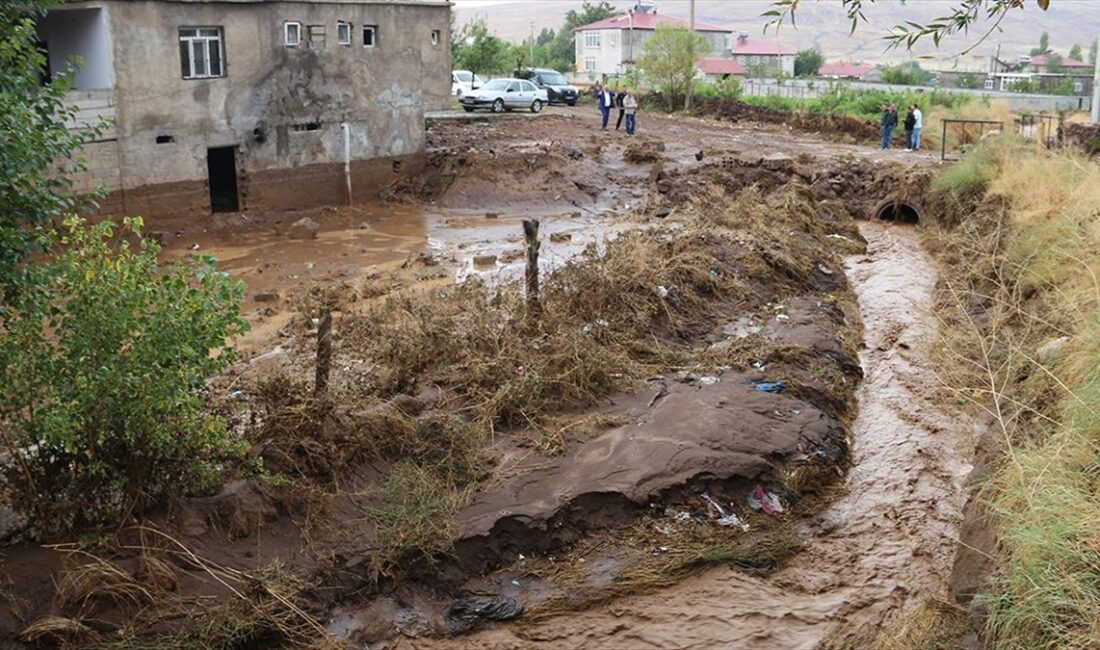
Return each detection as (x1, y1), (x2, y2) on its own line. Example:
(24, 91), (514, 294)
(454, 0), (1098, 66)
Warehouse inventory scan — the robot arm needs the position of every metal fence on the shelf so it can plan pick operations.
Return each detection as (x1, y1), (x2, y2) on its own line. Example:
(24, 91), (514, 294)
(1017, 113), (1062, 148)
(940, 119), (1004, 161)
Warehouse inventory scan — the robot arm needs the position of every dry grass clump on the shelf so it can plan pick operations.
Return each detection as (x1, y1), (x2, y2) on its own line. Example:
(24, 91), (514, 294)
(873, 596), (971, 650)
(926, 137), (1100, 649)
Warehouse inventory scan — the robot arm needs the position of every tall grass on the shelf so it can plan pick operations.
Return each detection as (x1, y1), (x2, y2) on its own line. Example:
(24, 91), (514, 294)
(928, 136), (1100, 649)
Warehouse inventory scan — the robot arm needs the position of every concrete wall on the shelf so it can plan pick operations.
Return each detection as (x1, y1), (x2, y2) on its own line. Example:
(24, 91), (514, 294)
(80, 0), (449, 217)
(37, 6), (115, 90)
(576, 28), (623, 75)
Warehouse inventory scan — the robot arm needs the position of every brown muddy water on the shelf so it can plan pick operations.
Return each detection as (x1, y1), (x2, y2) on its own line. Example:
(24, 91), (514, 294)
(407, 220), (976, 649)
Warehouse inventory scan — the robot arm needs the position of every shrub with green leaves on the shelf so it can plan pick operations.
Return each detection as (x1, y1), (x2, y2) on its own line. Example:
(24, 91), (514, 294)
(0, 217), (249, 538)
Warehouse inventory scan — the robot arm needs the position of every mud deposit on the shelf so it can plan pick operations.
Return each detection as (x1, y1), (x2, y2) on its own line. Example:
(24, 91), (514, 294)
(1, 108), (957, 649)
(410, 222), (975, 649)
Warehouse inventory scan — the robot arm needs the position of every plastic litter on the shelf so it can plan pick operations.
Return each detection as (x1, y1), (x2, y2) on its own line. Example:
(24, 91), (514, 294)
(656, 285), (669, 298)
(742, 379), (786, 393)
(697, 376), (720, 386)
(747, 485), (784, 516)
(443, 596), (524, 632)
(701, 493), (750, 531)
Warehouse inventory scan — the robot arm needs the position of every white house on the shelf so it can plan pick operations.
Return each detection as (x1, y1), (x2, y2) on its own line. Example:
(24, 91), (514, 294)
(573, 3), (731, 77)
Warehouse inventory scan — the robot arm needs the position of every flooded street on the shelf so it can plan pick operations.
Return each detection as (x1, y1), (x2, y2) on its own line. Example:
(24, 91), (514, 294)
(425, 221), (975, 649)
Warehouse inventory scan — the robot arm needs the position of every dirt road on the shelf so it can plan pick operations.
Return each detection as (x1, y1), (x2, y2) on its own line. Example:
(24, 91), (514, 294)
(413, 221), (974, 649)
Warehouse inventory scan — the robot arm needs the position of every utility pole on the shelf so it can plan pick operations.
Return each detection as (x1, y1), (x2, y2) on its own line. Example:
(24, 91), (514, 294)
(1092, 22), (1100, 122)
(685, 0), (696, 111)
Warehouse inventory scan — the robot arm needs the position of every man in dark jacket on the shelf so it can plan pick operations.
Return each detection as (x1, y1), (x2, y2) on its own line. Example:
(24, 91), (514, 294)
(598, 84), (615, 130)
(615, 86), (627, 130)
(881, 103), (898, 149)
(903, 105), (916, 151)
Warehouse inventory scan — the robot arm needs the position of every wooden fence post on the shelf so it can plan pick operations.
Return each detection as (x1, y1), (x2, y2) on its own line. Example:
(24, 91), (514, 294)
(523, 219), (541, 322)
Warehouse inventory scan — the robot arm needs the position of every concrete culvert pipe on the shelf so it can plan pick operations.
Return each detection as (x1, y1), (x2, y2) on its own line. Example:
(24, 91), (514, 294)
(873, 200), (921, 224)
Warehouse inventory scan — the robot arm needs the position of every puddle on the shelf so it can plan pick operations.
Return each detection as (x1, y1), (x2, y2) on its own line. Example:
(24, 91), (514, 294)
(403, 221), (977, 648)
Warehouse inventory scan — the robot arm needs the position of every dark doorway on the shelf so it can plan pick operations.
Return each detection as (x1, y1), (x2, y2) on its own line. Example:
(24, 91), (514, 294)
(207, 146), (239, 212)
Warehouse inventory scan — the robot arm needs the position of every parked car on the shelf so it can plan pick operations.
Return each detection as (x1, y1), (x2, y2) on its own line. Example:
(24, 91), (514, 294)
(516, 67), (579, 106)
(451, 69), (484, 97)
(458, 78), (548, 113)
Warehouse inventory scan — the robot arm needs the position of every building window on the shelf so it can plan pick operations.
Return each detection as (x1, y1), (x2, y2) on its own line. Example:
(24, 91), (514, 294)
(584, 56), (596, 71)
(984, 77), (994, 90)
(724, 33), (732, 50)
(179, 27), (225, 79)
(431, 29), (440, 46)
(337, 21), (351, 46)
(584, 31), (600, 48)
(363, 24), (377, 47)
(284, 21), (301, 47)
(1075, 79), (1084, 93)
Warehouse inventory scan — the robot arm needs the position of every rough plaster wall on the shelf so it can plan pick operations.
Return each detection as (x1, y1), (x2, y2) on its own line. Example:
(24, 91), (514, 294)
(108, 1), (450, 192)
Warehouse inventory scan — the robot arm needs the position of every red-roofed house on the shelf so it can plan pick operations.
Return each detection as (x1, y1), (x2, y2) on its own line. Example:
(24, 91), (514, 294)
(818, 61), (876, 80)
(697, 57), (745, 81)
(1026, 53), (1092, 73)
(727, 32), (796, 76)
(573, 2), (732, 76)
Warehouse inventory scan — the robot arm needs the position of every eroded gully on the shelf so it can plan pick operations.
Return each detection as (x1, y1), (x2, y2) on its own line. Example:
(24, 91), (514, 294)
(410, 220), (977, 649)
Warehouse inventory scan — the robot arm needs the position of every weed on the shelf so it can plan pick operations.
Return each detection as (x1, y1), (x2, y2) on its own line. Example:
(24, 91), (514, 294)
(926, 137), (1100, 648)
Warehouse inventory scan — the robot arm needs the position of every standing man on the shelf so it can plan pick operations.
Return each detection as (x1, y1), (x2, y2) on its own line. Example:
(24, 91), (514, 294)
(903, 105), (916, 151)
(881, 103), (898, 150)
(911, 104), (923, 151)
(623, 88), (638, 135)
(598, 84), (615, 130)
(615, 84), (627, 130)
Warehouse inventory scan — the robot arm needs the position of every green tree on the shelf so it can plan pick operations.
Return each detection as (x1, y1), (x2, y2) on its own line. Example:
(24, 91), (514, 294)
(881, 61), (930, 85)
(1007, 76), (1039, 93)
(765, 1), (1056, 51)
(1045, 51), (1064, 73)
(1030, 30), (1050, 56)
(793, 48), (825, 77)
(0, 217), (249, 538)
(638, 25), (709, 110)
(452, 19), (515, 75)
(747, 62), (770, 78)
(1069, 42), (1083, 61)
(956, 72), (978, 88)
(1, 0), (104, 301)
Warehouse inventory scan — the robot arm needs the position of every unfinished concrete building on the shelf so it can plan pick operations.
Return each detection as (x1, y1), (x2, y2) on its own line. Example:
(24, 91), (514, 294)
(38, 0), (451, 217)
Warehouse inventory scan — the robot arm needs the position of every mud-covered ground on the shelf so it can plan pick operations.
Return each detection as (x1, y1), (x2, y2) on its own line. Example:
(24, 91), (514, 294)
(1, 107), (961, 650)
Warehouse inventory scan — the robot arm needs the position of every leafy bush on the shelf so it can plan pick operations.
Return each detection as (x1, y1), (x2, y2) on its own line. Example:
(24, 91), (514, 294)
(881, 61), (931, 86)
(692, 77), (742, 101)
(0, 217), (249, 538)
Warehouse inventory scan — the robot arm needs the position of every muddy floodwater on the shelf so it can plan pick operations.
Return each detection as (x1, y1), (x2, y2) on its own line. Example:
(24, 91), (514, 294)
(412, 221), (975, 649)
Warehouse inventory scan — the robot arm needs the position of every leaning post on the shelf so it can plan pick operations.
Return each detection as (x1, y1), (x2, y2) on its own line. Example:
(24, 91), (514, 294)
(315, 308), (333, 396)
(523, 219), (541, 323)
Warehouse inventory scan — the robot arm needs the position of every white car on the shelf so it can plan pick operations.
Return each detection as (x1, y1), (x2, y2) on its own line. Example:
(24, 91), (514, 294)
(457, 78), (548, 114)
(451, 70), (484, 97)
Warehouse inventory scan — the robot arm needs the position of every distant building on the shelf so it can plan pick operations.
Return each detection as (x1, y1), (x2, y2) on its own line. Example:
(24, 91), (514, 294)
(818, 61), (876, 81)
(573, 2), (731, 76)
(986, 52), (1094, 95)
(727, 32), (795, 76)
(37, 0), (451, 218)
(696, 57), (745, 82)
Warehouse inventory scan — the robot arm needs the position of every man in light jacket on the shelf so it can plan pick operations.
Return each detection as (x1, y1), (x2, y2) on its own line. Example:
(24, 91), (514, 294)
(623, 89), (638, 136)
(911, 105), (923, 151)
